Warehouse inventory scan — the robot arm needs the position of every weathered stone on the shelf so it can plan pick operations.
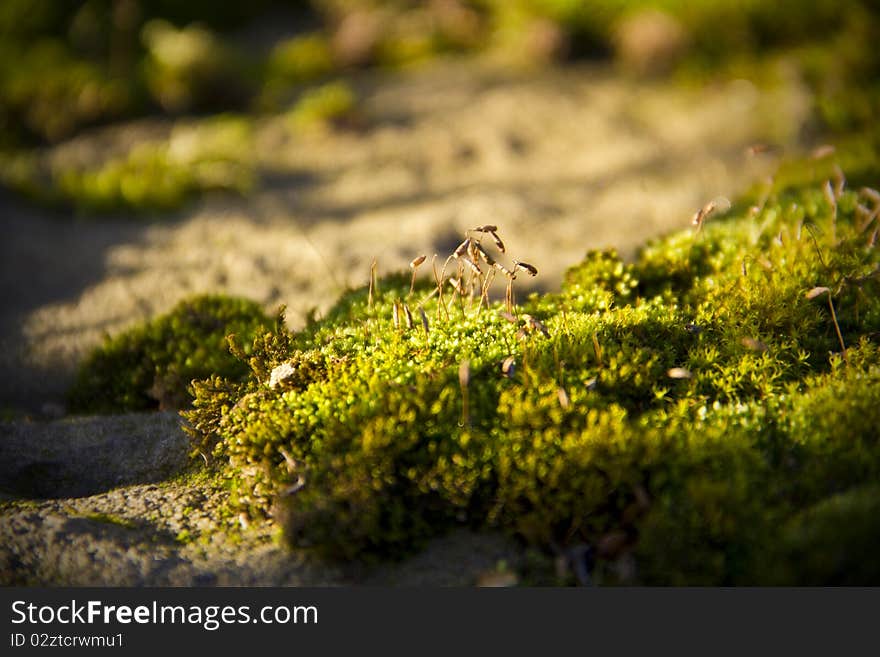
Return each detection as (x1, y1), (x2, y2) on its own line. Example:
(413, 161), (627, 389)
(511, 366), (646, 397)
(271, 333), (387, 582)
(0, 412), (189, 498)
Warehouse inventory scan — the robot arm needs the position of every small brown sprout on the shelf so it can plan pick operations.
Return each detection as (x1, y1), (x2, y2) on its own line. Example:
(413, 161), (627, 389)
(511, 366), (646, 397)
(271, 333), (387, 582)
(667, 367), (692, 379)
(832, 164), (846, 199)
(741, 337), (768, 353)
(870, 227), (878, 248)
(392, 301), (401, 329)
(409, 255), (427, 295)
(691, 196), (731, 232)
(823, 180), (837, 209)
(419, 306), (430, 335)
(454, 238), (472, 259)
(368, 258), (378, 307)
(497, 310), (518, 323)
(746, 143), (781, 157)
(757, 256), (774, 271)
(810, 144), (835, 159)
(514, 260), (538, 276)
(860, 187), (880, 204)
(805, 286), (831, 300)
(805, 286), (847, 364)
(557, 387), (570, 409)
(501, 356), (516, 378)
(403, 303), (414, 329)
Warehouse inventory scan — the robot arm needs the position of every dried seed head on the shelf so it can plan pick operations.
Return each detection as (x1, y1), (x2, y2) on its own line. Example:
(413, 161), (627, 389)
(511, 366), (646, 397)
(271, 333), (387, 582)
(692, 196), (731, 230)
(410, 254), (427, 269)
(514, 260), (538, 276)
(454, 238), (471, 258)
(472, 225), (498, 233)
(823, 180), (837, 208)
(501, 356), (516, 378)
(489, 230), (505, 253)
(403, 303), (414, 328)
(757, 256), (774, 271)
(805, 286), (830, 300)
(557, 387), (570, 409)
(811, 144), (835, 159)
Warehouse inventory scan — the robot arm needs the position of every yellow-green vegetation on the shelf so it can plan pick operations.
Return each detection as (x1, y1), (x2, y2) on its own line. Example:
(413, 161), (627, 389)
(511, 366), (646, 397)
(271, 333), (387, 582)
(285, 81), (359, 133)
(79, 511), (138, 529)
(2, 1), (878, 214)
(173, 154), (880, 584)
(0, 115), (254, 212)
(68, 295), (278, 414)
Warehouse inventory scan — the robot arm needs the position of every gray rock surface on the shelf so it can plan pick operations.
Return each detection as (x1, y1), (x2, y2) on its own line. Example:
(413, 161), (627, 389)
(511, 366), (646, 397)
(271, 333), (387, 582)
(0, 412), (189, 498)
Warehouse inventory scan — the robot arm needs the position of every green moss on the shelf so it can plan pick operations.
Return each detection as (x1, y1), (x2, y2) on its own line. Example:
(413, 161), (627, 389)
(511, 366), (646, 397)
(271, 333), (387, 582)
(180, 156), (880, 582)
(286, 81), (359, 133)
(0, 115), (255, 213)
(79, 512), (137, 530)
(68, 294), (277, 414)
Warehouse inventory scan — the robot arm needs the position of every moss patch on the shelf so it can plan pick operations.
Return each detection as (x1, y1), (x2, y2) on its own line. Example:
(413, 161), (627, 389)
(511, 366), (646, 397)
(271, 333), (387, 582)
(179, 155), (880, 583)
(68, 294), (278, 414)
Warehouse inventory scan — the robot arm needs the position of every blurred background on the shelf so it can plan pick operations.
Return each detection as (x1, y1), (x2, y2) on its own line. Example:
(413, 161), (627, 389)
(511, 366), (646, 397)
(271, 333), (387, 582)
(1, 0), (879, 412)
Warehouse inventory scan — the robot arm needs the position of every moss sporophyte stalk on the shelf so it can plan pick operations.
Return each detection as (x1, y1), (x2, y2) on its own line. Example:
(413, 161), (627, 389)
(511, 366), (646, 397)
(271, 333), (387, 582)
(71, 162), (880, 584)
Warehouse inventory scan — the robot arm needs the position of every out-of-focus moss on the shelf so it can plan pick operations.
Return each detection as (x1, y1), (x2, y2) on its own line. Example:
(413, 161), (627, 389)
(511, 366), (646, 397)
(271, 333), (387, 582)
(286, 81), (359, 133)
(0, 114), (255, 213)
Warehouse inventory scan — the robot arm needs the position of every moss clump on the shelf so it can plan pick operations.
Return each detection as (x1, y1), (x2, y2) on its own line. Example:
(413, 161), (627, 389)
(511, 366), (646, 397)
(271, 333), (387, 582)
(286, 81), (359, 133)
(68, 295), (277, 414)
(184, 157), (880, 583)
(0, 115), (255, 213)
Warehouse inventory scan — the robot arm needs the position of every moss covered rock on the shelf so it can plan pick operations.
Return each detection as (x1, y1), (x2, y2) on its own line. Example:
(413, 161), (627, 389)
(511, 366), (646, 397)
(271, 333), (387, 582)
(179, 163), (880, 583)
